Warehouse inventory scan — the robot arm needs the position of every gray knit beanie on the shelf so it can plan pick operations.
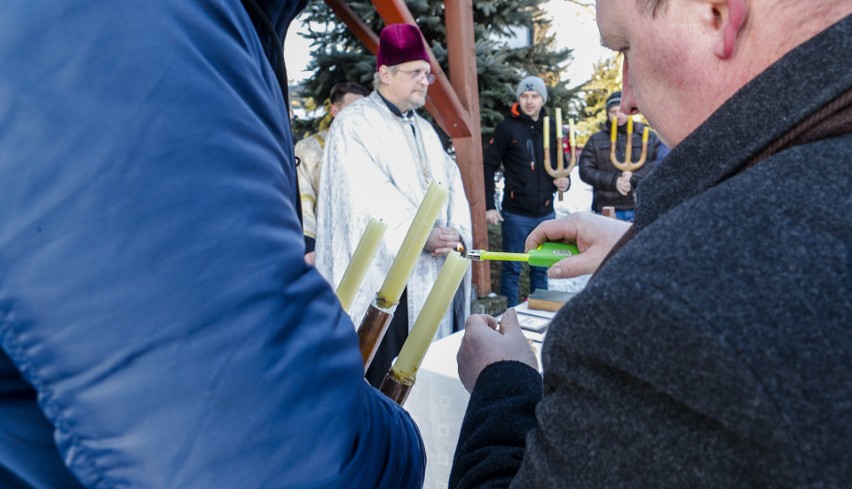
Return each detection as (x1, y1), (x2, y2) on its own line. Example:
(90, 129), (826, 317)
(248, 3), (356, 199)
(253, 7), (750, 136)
(515, 76), (547, 104)
(605, 91), (622, 112)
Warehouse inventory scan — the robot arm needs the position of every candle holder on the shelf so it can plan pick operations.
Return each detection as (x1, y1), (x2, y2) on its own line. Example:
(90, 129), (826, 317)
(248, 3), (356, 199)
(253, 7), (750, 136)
(610, 124), (650, 172)
(376, 250), (469, 405)
(356, 297), (396, 372)
(379, 369), (415, 406)
(544, 117), (576, 201)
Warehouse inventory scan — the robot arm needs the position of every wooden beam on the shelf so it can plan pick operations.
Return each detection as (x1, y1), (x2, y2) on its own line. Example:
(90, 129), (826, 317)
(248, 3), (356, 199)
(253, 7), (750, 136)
(444, 0), (490, 296)
(323, 0), (379, 54)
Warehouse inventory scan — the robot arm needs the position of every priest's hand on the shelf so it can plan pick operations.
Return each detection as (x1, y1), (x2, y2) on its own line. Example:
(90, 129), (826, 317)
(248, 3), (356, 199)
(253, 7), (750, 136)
(457, 309), (538, 393)
(425, 226), (462, 256)
(525, 212), (631, 279)
(485, 209), (503, 225)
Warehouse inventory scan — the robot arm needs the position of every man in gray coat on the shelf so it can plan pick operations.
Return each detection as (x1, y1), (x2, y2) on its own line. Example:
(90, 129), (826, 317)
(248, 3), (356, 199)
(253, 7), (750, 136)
(452, 0), (851, 487)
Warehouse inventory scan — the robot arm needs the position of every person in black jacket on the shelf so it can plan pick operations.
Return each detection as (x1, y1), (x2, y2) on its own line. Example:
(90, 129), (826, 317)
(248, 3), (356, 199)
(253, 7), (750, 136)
(579, 91), (668, 221)
(483, 76), (569, 306)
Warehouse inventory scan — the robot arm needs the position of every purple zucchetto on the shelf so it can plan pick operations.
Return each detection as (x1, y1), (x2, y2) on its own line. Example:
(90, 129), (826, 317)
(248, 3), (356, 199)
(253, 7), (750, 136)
(376, 23), (430, 69)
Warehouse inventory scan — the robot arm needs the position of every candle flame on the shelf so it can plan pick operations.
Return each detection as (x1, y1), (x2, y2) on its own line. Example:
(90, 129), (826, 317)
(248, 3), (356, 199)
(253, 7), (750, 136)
(457, 242), (466, 256)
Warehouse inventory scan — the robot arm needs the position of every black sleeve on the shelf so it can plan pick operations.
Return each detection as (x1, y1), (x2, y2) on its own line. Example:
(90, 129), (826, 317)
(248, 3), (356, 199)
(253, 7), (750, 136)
(578, 136), (619, 190)
(483, 124), (507, 211)
(450, 361), (543, 489)
(304, 235), (315, 253)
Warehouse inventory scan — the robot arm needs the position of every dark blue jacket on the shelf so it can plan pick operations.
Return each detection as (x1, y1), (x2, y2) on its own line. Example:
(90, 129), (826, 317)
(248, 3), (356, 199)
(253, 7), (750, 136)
(579, 121), (665, 212)
(0, 2), (424, 487)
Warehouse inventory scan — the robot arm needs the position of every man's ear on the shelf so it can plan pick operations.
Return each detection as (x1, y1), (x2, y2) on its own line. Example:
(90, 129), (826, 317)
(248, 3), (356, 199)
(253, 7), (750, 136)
(378, 65), (391, 85)
(707, 0), (747, 59)
(329, 104), (340, 118)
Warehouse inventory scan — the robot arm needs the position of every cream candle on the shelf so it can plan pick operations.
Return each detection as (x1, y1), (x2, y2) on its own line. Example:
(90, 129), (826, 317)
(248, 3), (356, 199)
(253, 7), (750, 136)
(543, 116), (550, 148)
(555, 108), (563, 139)
(376, 181), (448, 308)
(610, 116), (618, 143)
(390, 250), (469, 378)
(336, 218), (387, 312)
(627, 116), (633, 136)
(642, 126), (650, 143)
(569, 118), (576, 152)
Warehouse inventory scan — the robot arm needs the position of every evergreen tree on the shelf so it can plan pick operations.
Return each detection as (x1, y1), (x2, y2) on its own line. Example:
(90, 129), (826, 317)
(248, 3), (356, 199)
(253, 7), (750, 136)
(291, 0), (579, 143)
(575, 54), (621, 145)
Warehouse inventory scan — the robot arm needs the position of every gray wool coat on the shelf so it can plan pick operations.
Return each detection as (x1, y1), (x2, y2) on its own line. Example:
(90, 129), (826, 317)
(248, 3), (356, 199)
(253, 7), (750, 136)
(451, 14), (851, 489)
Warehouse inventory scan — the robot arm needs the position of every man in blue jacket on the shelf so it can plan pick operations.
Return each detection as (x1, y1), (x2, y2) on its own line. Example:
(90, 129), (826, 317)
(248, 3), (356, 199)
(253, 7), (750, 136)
(0, 1), (424, 487)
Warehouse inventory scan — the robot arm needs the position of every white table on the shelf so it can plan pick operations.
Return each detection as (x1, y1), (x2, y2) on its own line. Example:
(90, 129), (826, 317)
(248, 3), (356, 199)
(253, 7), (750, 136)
(404, 331), (468, 489)
(404, 317), (548, 489)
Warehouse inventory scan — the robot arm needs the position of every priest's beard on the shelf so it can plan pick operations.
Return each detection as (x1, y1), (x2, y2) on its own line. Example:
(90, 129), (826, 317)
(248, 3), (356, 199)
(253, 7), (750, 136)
(404, 91), (427, 111)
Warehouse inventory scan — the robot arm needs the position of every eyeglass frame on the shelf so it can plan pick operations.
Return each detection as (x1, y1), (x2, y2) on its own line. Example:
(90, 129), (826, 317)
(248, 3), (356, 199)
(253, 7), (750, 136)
(395, 68), (436, 85)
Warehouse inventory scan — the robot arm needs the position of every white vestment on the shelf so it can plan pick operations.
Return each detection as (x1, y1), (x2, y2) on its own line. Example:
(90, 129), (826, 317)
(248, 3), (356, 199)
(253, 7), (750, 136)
(294, 130), (327, 240)
(315, 91), (472, 341)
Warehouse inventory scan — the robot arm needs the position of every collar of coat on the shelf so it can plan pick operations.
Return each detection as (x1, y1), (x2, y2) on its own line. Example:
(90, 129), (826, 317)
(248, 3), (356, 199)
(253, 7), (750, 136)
(510, 102), (548, 125)
(377, 90), (415, 119)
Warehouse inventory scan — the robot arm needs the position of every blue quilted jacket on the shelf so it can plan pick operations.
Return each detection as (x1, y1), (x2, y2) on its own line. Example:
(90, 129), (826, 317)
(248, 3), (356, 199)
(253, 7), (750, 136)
(0, 1), (424, 487)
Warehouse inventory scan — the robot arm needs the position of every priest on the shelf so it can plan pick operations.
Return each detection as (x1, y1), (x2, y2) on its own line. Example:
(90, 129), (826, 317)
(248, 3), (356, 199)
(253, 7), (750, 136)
(316, 23), (472, 387)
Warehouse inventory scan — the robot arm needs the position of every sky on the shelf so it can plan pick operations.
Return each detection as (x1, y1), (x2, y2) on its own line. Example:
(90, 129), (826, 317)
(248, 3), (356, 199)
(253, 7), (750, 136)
(283, 0), (613, 89)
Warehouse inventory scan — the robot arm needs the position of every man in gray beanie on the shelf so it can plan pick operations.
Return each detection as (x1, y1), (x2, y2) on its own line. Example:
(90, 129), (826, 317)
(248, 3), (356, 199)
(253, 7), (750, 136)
(482, 75), (569, 306)
(515, 75), (548, 104)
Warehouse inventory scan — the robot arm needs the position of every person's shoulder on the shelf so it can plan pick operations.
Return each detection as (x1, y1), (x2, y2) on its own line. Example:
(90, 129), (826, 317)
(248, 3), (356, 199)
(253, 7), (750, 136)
(493, 114), (520, 134)
(339, 94), (372, 117)
(332, 93), (379, 126)
(294, 133), (316, 152)
(585, 129), (610, 145)
(295, 130), (328, 152)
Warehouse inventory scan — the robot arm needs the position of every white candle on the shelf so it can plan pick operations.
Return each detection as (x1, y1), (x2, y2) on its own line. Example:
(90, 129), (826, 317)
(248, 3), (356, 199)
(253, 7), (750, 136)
(543, 116), (550, 148)
(377, 181), (448, 308)
(569, 118), (576, 151)
(336, 218), (387, 312)
(555, 108), (563, 138)
(391, 250), (469, 378)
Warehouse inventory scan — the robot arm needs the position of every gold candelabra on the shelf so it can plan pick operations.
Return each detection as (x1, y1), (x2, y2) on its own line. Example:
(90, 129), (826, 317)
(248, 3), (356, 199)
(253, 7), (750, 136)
(610, 117), (650, 172)
(543, 109), (577, 201)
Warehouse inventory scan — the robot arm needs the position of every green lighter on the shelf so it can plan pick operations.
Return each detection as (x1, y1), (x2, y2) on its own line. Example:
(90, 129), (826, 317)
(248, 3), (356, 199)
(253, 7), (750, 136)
(466, 242), (580, 267)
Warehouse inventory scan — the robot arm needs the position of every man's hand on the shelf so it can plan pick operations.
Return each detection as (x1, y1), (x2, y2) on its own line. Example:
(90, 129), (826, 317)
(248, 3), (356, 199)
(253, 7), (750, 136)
(485, 209), (503, 225)
(553, 176), (570, 193)
(525, 212), (631, 279)
(457, 309), (539, 393)
(304, 251), (316, 265)
(616, 171), (633, 196)
(425, 226), (463, 256)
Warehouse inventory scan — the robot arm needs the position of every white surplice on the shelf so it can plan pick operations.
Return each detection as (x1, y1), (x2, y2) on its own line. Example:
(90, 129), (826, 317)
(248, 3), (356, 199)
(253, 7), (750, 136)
(315, 91), (472, 340)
